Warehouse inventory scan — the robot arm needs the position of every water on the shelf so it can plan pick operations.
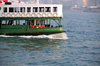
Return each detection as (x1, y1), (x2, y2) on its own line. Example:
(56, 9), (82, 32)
(0, 11), (100, 66)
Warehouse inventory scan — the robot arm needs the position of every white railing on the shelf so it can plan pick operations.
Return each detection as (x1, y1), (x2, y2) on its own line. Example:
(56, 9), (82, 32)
(1, 12), (62, 17)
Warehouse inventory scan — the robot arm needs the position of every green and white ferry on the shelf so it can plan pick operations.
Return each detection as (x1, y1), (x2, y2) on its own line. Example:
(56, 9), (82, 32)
(0, 0), (65, 36)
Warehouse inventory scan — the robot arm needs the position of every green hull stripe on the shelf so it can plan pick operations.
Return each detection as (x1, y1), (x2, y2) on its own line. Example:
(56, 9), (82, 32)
(0, 17), (62, 20)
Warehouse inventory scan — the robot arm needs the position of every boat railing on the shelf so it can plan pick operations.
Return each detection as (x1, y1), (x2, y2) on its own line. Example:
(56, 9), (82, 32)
(1, 12), (62, 17)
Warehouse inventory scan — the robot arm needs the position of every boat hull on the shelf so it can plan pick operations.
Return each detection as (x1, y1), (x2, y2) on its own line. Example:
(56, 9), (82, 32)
(0, 27), (65, 36)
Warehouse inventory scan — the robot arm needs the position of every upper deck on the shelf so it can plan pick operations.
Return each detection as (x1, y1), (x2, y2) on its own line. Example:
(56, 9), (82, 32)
(0, 2), (63, 18)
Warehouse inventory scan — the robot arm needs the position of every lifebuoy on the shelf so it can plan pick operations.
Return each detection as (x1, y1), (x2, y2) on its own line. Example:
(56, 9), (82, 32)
(11, 13), (15, 17)
(34, 13), (38, 17)
(46, 13), (53, 17)
(1, 13), (5, 17)
(53, 13), (58, 17)
(7, 14), (11, 17)
(37, 13), (42, 17)
(16, 13), (20, 17)
(26, 13), (32, 17)
(42, 13), (47, 17)
(32, 13), (35, 17)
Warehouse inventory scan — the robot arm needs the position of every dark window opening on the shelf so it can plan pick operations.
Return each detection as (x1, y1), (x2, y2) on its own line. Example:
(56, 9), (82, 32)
(33, 7), (38, 12)
(53, 7), (57, 12)
(39, 7), (44, 12)
(4, 7), (7, 12)
(20, 7), (25, 12)
(45, 7), (51, 12)
(27, 7), (31, 12)
(0, 7), (1, 10)
(9, 7), (14, 12)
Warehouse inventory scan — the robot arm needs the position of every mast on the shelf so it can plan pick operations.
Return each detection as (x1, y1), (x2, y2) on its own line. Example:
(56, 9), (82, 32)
(36, 0), (39, 4)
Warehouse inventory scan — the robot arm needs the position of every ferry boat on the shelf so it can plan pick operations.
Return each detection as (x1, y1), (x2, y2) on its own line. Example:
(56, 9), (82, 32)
(0, 0), (65, 36)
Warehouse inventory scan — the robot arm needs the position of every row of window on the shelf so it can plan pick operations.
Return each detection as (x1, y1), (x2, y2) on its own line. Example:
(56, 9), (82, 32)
(3, 7), (57, 12)
(2, 20), (46, 25)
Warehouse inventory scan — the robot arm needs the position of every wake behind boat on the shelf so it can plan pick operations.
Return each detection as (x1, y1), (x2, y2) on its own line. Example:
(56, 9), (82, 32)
(0, 0), (65, 36)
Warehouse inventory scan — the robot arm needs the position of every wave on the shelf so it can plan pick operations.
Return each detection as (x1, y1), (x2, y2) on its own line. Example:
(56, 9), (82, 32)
(0, 33), (68, 39)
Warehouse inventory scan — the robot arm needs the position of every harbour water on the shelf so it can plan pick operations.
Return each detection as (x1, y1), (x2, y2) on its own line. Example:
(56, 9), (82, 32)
(0, 11), (100, 66)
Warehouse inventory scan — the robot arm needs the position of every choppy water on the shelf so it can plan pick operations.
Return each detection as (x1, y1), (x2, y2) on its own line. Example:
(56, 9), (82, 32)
(0, 11), (100, 66)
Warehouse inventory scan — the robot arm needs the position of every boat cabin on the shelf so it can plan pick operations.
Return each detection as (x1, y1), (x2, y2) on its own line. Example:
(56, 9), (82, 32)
(0, 1), (63, 29)
(0, 2), (63, 17)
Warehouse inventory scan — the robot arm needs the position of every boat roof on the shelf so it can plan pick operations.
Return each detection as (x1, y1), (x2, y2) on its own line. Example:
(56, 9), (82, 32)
(0, 2), (62, 7)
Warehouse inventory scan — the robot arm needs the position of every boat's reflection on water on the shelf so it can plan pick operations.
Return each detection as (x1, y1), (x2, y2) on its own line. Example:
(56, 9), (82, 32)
(0, 33), (67, 52)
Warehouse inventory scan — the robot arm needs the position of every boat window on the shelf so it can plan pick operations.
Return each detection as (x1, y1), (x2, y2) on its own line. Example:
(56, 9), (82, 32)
(36, 20), (45, 25)
(20, 7), (25, 12)
(8, 20), (14, 25)
(36, 20), (40, 25)
(9, 7), (14, 12)
(30, 20), (34, 26)
(2, 20), (14, 25)
(27, 7), (31, 12)
(3, 7), (7, 12)
(45, 7), (51, 12)
(40, 20), (45, 25)
(2, 20), (7, 25)
(39, 7), (44, 12)
(15, 7), (19, 12)
(25, 20), (28, 25)
(19, 20), (26, 25)
(33, 7), (38, 12)
(53, 7), (57, 12)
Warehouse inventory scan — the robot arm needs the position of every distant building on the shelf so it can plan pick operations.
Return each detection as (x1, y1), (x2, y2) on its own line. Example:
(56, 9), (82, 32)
(82, 0), (88, 7)
(87, 0), (100, 6)
(77, 0), (83, 7)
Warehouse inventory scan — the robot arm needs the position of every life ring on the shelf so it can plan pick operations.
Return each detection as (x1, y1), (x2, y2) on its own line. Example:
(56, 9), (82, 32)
(1, 14), (4, 17)
(29, 13), (32, 17)
(5, 13), (8, 17)
(21, 13), (25, 17)
(7, 13), (12, 17)
(1, 13), (5, 17)
(47, 13), (52, 17)
(11, 13), (15, 17)
(42, 13), (47, 17)
(53, 13), (58, 17)
(6, 13), (9, 17)
(16, 13), (20, 17)
(14, 13), (17, 17)
(37, 13), (42, 17)
(26, 13), (31, 17)
(32, 13), (35, 17)
(34, 13), (37, 17)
